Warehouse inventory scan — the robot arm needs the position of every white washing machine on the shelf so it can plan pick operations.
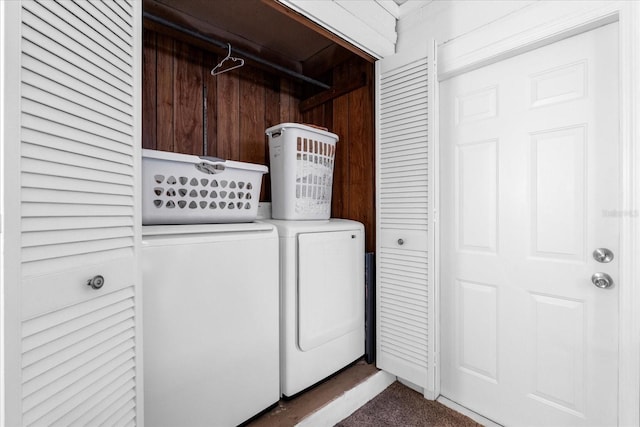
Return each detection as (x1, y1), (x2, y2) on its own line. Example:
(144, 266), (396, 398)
(266, 219), (365, 397)
(142, 223), (280, 426)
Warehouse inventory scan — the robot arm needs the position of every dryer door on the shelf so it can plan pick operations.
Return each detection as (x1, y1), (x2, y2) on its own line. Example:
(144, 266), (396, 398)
(297, 229), (364, 351)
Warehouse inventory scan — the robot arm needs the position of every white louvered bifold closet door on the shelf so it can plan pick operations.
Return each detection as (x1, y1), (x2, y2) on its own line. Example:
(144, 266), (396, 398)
(17, 1), (141, 425)
(375, 42), (437, 397)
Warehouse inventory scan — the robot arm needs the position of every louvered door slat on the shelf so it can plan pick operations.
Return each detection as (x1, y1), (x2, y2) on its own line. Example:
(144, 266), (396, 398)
(21, 286), (137, 426)
(22, 312), (135, 369)
(22, 157), (132, 186)
(22, 227), (133, 249)
(22, 202), (133, 219)
(23, 362), (135, 427)
(12, 0), (141, 424)
(20, 39), (132, 108)
(22, 101), (132, 147)
(65, 374), (135, 426)
(376, 44), (436, 395)
(97, 399), (136, 427)
(22, 69), (132, 127)
(100, 0), (134, 23)
(21, 120), (133, 159)
(66, 387), (135, 427)
(83, 0), (133, 39)
(380, 302), (427, 326)
(23, 1), (133, 83)
(22, 188), (133, 207)
(21, 79), (132, 133)
(21, 145), (133, 178)
(23, 345), (135, 412)
(22, 174), (133, 198)
(42, 0), (132, 69)
(22, 216), (133, 233)
(22, 294), (134, 350)
(381, 158), (428, 168)
(23, 335), (134, 397)
(21, 22), (131, 97)
(380, 117), (429, 133)
(23, 1), (131, 76)
(380, 133), (428, 146)
(380, 270), (428, 286)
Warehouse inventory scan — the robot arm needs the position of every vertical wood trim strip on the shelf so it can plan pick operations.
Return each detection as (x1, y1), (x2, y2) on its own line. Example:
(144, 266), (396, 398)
(216, 70), (240, 160)
(204, 52), (218, 157)
(239, 67), (267, 199)
(156, 34), (174, 152)
(239, 68), (266, 164)
(264, 75), (281, 202)
(349, 60), (375, 252)
(142, 30), (157, 149)
(332, 62), (350, 219)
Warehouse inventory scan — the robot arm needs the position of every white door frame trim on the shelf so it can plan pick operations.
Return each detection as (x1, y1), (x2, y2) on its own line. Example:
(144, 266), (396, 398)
(435, 2), (640, 425)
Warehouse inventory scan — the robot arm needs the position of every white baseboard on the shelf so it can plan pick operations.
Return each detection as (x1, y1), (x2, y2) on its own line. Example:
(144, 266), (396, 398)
(437, 396), (503, 427)
(295, 370), (396, 427)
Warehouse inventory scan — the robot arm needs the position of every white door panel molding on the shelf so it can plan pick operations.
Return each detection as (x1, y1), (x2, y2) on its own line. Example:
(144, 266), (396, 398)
(438, 1), (620, 81)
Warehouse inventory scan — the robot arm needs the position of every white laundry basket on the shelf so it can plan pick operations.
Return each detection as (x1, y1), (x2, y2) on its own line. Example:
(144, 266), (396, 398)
(266, 123), (338, 220)
(142, 149), (267, 224)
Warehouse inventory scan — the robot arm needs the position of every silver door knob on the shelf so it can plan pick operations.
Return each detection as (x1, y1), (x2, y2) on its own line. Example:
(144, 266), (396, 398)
(87, 275), (105, 290)
(591, 272), (614, 289)
(593, 248), (614, 263)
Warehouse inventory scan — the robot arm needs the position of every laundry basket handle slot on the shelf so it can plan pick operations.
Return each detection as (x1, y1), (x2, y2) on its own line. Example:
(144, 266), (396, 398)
(195, 161), (226, 175)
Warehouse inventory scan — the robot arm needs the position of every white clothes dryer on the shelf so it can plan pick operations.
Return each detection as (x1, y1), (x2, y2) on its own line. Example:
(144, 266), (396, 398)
(266, 219), (365, 397)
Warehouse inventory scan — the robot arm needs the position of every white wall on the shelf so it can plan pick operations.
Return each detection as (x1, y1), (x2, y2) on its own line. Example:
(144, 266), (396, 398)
(397, 0), (535, 51)
(396, 1), (624, 78)
(277, 0), (398, 58)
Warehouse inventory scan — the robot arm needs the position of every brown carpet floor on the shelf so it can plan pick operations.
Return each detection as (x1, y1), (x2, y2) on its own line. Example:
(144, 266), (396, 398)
(335, 381), (483, 427)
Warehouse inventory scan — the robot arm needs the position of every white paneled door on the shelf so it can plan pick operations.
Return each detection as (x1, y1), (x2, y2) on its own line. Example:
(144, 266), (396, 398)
(440, 23), (619, 426)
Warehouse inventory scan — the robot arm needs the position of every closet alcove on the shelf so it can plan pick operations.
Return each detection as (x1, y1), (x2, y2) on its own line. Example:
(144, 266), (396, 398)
(142, 0), (376, 251)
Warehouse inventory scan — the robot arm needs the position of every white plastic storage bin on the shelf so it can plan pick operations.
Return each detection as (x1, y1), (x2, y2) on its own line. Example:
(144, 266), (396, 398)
(142, 149), (267, 224)
(266, 123), (338, 220)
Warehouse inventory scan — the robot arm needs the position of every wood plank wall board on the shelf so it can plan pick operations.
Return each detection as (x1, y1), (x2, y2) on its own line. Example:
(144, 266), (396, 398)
(156, 34), (175, 152)
(204, 51), (218, 157)
(239, 66), (268, 200)
(239, 68), (266, 167)
(174, 40), (204, 156)
(331, 61), (351, 220)
(216, 68), (241, 161)
(268, 78), (303, 202)
(142, 31), (157, 149)
(156, 34), (175, 151)
(302, 104), (326, 128)
(278, 79), (302, 124)
(263, 77), (282, 202)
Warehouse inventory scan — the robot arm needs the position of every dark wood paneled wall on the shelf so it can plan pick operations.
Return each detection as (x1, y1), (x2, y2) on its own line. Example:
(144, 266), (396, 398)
(142, 29), (375, 251)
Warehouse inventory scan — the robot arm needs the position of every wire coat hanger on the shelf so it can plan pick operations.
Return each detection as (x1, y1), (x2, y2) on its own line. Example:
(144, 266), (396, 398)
(211, 43), (245, 76)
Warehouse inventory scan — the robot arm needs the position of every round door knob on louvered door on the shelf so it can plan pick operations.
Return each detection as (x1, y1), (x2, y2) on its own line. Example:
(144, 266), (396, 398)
(87, 275), (105, 290)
